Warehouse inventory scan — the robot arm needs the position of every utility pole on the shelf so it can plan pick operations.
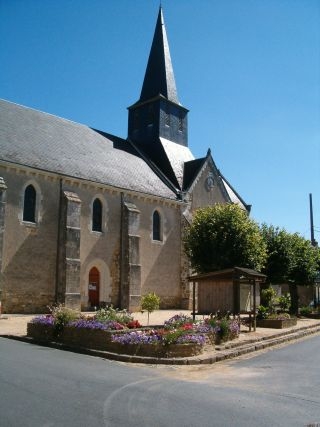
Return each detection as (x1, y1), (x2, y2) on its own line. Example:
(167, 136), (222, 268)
(309, 193), (316, 247)
(309, 193), (319, 308)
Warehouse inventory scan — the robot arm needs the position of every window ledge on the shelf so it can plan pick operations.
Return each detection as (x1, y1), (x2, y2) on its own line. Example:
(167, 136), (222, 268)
(91, 230), (104, 236)
(22, 221), (37, 228)
(152, 239), (163, 245)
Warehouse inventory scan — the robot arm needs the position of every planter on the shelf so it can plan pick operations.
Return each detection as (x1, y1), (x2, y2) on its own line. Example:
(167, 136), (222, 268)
(27, 323), (204, 358)
(61, 327), (113, 350)
(27, 323), (113, 350)
(108, 340), (204, 358)
(256, 318), (297, 329)
(301, 313), (320, 319)
(27, 323), (56, 342)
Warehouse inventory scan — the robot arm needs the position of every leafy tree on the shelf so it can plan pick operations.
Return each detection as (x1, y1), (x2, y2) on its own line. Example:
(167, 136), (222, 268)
(184, 204), (267, 273)
(141, 292), (160, 325)
(260, 224), (320, 315)
(259, 225), (293, 284)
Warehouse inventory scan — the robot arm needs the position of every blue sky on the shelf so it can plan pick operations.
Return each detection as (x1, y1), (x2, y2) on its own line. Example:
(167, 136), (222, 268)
(1, 0), (319, 240)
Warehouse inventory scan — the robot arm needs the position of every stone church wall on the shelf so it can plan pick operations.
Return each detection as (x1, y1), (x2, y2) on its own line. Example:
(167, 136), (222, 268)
(63, 184), (122, 311)
(1, 168), (60, 313)
(1, 167), (188, 313)
(190, 162), (228, 211)
(136, 198), (182, 309)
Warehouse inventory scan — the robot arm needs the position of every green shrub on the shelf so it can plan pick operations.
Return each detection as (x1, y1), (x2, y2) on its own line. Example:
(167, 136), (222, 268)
(278, 293), (291, 312)
(218, 318), (230, 340)
(261, 287), (278, 313)
(162, 329), (185, 345)
(300, 306), (312, 316)
(257, 305), (269, 319)
(94, 306), (133, 324)
(49, 304), (79, 333)
(141, 292), (160, 325)
(267, 312), (291, 320)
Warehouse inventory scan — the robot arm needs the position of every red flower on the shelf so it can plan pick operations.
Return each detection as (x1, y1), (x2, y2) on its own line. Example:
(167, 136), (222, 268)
(182, 323), (193, 330)
(127, 320), (142, 329)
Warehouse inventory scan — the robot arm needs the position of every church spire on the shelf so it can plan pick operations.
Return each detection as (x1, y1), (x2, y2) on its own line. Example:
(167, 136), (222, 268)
(128, 7), (188, 151)
(139, 7), (179, 104)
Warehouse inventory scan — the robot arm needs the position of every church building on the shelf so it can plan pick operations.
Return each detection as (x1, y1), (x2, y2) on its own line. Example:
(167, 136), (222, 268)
(0, 8), (249, 313)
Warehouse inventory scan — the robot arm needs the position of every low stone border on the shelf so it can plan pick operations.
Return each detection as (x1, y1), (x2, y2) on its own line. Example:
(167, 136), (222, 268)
(27, 323), (204, 358)
(301, 313), (320, 319)
(3, 322), (320, 365)
(256, 318), (297, 329)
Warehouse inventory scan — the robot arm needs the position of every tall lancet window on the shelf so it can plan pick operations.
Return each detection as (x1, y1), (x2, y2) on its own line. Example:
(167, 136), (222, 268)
(92, 198), (102, 232)
(152, 210), (161, 241)
(23, 184), (36, 222)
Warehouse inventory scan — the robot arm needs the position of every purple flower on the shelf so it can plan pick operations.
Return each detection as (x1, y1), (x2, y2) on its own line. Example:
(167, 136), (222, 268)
(31, 315), (55, 326)
(68, 319), (125, 331)
(164, 313), (193, 329)
(193, 323), (211, 333)
(228, 320), (240, 335)
(111, 329), (206, 346)
(111, 331), (161, 345)
(176, 334), (206, 345)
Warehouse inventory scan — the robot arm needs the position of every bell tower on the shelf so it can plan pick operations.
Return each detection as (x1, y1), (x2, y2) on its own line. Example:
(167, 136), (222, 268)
(128, 7), (188, 148)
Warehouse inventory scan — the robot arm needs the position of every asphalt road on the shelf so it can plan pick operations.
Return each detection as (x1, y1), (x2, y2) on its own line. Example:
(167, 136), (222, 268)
(1, 335), (320, 427)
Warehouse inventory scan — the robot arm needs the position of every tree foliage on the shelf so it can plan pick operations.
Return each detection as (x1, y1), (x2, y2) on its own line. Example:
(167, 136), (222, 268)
(260, 224), (320, 315)
(184, 204), (267, 273)
(141, 292), (160, 325)
(260, 224), (320, 286)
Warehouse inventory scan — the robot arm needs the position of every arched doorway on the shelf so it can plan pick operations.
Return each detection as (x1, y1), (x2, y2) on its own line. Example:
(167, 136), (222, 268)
(88, 267), (100, 307)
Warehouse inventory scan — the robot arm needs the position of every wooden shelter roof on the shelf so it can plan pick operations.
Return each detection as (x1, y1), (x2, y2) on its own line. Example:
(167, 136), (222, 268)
(188, 267), (266, 283)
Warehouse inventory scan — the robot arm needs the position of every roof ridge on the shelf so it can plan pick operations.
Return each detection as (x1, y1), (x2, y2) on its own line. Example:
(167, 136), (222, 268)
(0, 98), (87, 128)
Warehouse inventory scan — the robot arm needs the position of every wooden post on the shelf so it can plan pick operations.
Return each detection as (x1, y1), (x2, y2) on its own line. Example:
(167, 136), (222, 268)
(253, 280), (257, 332)
(192, 281), (196, 322)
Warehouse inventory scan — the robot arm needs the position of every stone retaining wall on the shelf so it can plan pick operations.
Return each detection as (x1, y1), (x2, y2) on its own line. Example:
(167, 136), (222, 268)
(27, 323), (204, 358)
(256, 318), (297, 329)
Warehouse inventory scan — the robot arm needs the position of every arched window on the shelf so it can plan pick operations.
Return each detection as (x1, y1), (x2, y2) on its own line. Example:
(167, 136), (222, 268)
(153, 210), (161, 241)
(23, 184), (36, 222)
(92, 198), (102, 232)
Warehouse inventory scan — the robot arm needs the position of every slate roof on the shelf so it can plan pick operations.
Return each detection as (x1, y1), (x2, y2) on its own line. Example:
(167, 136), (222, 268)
(0, 99), (178, 200)
(139, 7), (179, 104)
(219, 173), (250, 211)
(182, 158), (206, 191)
(160, 137), (194, 188)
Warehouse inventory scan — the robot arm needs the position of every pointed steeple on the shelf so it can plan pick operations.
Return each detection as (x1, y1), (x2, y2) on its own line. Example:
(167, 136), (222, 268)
(128, 6), (190, 189)
(139, 7), (179, 104)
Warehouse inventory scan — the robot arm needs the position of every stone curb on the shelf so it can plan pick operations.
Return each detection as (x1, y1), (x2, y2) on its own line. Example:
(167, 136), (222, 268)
(2, 323), (320, 365)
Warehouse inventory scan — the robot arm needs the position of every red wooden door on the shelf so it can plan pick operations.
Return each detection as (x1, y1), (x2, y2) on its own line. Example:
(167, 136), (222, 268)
(88, 267), (100, 307)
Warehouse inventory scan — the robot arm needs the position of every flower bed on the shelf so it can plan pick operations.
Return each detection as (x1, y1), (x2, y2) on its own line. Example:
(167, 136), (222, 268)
(27, 308), (241, 359)
(27, 323), (204, 357)
(256, 318), (297, 329)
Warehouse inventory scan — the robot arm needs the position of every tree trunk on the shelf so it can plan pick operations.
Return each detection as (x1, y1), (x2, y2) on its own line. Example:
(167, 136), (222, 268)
(289, 283), (299, 316)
